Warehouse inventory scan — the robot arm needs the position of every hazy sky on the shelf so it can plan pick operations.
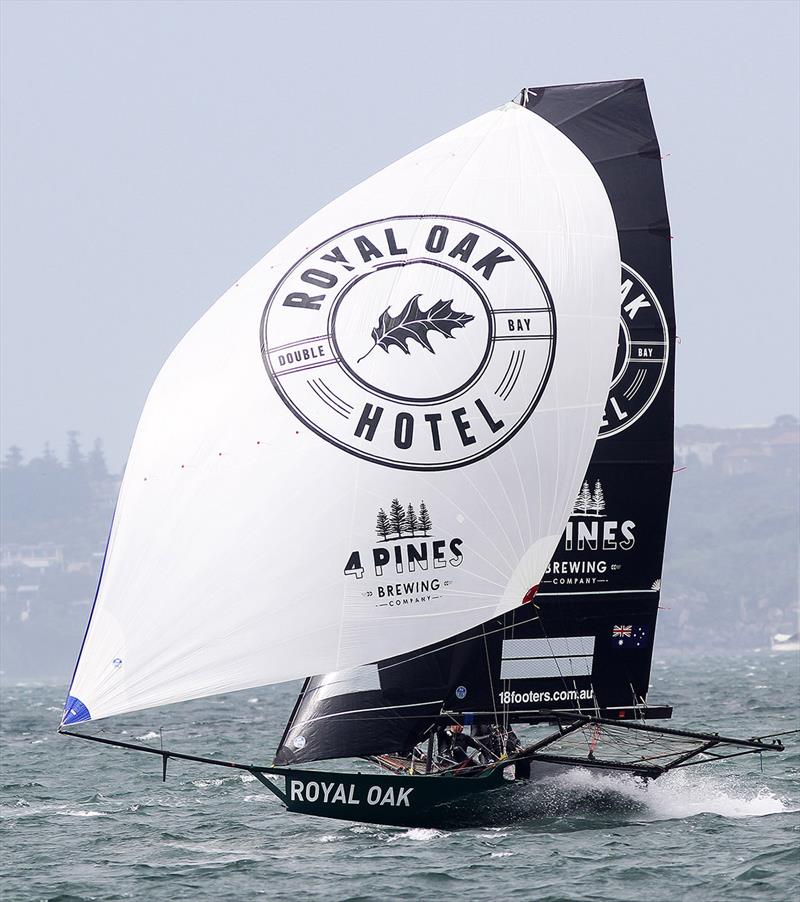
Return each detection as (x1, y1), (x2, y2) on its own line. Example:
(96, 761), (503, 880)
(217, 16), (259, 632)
(2, 0), (798, 469)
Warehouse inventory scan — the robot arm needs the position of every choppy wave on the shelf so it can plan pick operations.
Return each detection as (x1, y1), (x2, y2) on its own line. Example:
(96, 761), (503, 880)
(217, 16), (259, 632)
(2, 653), (798, 902)
(637, 769), (790, 819)
(544, 765), (791, 821)
(388, 827), (449, 842)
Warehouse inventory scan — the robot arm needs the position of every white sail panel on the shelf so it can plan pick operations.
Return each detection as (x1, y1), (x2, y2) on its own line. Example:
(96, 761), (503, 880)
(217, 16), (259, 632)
(64, 103), (620, 725)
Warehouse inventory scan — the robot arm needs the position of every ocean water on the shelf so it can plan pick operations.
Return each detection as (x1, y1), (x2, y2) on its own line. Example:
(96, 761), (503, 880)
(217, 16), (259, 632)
(2, 651), (798, 902)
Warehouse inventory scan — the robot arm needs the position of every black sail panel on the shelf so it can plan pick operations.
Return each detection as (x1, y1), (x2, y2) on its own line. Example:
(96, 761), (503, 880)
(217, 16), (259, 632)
(519, 78), (674, 715)
(274, 647), (456, 765)
(276, 79), (675, 765)
(273, 678), (441, 766)
(275, 621), (499, 766)
(440, 597), (660, 717)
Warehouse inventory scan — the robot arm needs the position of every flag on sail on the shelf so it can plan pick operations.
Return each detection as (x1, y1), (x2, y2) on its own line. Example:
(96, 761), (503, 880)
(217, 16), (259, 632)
(613, 626), (648, 648)
(64, 102), (620, 726)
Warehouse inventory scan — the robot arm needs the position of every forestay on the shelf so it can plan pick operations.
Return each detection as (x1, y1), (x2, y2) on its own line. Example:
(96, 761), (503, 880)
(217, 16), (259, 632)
(64, 102), (620, 726)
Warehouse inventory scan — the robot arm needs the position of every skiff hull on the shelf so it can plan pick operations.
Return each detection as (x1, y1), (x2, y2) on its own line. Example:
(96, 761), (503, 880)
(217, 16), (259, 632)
(257, 758), (641, 828)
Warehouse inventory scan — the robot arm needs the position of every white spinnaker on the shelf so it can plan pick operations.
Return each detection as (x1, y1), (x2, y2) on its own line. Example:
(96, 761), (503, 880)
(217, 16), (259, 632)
(64, 103), (620, 725)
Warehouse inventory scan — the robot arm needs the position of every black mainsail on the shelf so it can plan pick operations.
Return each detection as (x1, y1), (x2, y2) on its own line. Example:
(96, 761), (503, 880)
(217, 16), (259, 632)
(276, 79), (676, 767)
(505, 79), (676, 716)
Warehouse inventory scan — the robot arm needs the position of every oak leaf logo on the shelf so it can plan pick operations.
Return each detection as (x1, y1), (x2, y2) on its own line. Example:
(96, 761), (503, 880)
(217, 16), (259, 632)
(357, 294), (474, 363)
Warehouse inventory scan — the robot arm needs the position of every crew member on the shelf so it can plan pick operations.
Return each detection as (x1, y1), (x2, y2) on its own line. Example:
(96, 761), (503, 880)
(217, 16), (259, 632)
(438, 723), (480, 766)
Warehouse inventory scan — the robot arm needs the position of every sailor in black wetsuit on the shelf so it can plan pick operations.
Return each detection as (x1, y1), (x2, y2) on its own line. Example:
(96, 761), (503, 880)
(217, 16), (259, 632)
(486, 724), (506, 760)
(437, 723), (480, 766)
(505, 727), (521, 756)
(448, 724), (473, 762)
(473, 721), (510, 764)
(435, 726), (451, 762)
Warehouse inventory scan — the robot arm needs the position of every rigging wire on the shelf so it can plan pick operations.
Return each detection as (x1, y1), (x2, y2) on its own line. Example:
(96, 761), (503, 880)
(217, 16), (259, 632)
(480, 622), (500, 731)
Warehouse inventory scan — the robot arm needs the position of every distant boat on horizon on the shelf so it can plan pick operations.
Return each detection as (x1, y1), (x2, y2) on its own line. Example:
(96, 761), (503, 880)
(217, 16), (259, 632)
(771, 623), (800, 653)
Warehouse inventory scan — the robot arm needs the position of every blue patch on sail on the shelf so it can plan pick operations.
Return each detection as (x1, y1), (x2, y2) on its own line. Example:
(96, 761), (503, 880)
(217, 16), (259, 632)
(62, 696), (91, 725)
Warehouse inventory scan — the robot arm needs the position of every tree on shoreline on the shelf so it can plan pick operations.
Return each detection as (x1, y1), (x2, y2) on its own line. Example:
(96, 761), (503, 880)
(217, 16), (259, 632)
(87, 439), (109, 481)
(3, 446), (23, 469)
(67, 431), (84, 472)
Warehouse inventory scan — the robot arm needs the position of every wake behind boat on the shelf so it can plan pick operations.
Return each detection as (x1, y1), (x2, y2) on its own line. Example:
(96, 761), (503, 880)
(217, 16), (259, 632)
(60, 79), (790, 828)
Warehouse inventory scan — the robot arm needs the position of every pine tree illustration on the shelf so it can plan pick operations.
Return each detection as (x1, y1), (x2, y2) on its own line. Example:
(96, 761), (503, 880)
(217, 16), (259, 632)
(376, 508), (391, 541)
(389, 498), (407, 539)
(406, 503), (419, 537)
(418, 500), (433, 536)
(592, 479), (606, 516)
(575, 480), (592, 515)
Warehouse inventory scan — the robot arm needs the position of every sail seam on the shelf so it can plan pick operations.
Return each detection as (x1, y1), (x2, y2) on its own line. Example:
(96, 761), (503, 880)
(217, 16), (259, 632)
(548, 83), (638, 129)
(293, 699), (445, 728)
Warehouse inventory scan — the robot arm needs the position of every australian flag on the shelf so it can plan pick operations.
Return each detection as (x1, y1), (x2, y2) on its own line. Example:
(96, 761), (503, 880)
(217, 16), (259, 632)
(612, 625), (648, 648)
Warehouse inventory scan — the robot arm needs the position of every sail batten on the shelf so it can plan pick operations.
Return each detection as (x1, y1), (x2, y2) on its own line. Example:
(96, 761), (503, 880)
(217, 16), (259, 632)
(64, 102), (621, 726)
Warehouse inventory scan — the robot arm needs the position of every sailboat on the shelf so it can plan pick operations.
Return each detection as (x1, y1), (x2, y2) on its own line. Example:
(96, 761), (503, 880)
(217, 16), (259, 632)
(60, 79), (787, 828)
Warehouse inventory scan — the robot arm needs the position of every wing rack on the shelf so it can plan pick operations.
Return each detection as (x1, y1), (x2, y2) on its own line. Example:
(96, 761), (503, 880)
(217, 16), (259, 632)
(513, 713), (789, 778)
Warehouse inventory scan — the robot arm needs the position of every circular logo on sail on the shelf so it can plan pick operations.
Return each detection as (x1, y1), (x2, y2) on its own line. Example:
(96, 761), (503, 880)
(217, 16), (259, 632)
(599, 264), (669, 439)
(260, 215), (556, 470)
